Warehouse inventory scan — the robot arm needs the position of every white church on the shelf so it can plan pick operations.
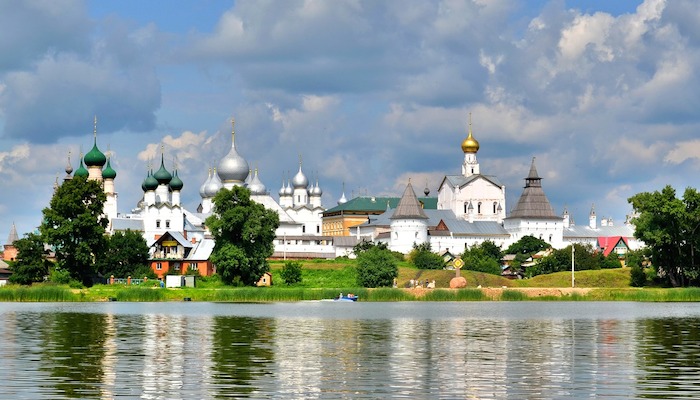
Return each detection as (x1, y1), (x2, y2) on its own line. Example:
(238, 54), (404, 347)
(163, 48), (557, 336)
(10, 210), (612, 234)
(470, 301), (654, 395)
(60, 115), (643, 271)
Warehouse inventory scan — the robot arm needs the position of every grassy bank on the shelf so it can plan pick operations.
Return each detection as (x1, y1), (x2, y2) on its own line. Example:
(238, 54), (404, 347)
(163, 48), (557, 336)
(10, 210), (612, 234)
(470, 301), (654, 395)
(5, 283), (700, 302)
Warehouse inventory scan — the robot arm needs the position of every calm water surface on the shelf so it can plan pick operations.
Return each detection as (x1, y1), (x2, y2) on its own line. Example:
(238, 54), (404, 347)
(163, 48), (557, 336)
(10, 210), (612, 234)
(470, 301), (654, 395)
(1, 301), (699, 399)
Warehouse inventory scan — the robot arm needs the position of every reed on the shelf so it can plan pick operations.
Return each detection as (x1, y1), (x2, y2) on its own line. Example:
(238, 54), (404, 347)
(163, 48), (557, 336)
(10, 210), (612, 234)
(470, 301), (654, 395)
(365, 288), (414, 301)
(422, 289), (487, 301)
(499, 289), (528, 301)
(0, 285), (80, 302)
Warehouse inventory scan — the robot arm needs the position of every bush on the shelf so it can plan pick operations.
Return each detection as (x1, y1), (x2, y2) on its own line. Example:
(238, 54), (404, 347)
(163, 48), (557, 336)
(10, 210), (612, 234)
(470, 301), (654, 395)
(281, 261), (303, 285)
(49, 268), (72, 285)
(630, 264), (647, 287)
(412, 250), (445, 270)
(356, 247), (398, 287)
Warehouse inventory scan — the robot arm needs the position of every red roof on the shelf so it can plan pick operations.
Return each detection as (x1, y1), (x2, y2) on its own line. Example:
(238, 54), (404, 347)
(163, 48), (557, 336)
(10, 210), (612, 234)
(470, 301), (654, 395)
(597, 236), (629, 257)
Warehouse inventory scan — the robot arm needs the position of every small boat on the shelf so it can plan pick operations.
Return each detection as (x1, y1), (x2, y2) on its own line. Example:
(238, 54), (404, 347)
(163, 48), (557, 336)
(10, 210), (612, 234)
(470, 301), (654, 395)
(334, 293), (358, 302)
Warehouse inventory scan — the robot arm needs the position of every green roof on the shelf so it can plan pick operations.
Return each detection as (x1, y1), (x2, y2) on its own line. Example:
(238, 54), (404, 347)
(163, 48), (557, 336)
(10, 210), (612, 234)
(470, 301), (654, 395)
(323, 195), (437, 216)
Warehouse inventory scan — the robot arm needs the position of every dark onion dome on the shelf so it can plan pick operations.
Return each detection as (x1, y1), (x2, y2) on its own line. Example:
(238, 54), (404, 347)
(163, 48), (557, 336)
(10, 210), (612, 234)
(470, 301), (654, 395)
(102, 157), (117, 180)
(65, 153), (73, 175)
(84, 117), (107, 167)
(153, 154), (172, 185)
(144, 170), (159, 191)
(217, 119), (249, 184)
(74, 156), (89, 178)
(169, 169), (184, 191)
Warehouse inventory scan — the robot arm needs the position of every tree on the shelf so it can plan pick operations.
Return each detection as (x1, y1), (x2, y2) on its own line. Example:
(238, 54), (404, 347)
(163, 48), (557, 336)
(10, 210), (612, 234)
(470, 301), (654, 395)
(98, 230), (150, 278)
(505, 235), (549, 256)
(40, 176), (108, 286)
(206, 186), (280, 286)
(353, 239), (387, 255)
(281, 261), (303, 285)
(356, 246), (398, 287)
(409, 242), (445, 269)
(629, 185), (700, 287)
(461, 241), (503, 275)
(9, 232), (52, 285)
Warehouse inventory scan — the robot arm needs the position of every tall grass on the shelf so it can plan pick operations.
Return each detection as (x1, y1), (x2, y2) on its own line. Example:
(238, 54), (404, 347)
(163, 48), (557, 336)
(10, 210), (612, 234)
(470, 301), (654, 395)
(499, 289), (528, 301)
(422, 289), (487, 301)
(0, 285), (81, 301)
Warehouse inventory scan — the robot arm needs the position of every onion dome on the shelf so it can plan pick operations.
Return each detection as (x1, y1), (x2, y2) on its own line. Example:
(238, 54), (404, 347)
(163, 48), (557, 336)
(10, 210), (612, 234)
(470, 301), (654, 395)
(153, 153), (172, 185)
(284, 179), (293, 195)
(311, 179), (323, 196)
(200, 169), (212, 198)
(244, 169), (253, 186)
(169, 170), (184, 191)
(248, 169), (267, 195)
(65, 153), (73, 175)
(205, 168), (223, 197)
(337, 182), (347, 205)
(84, 117), (107, 167)
(278, 177), (287, 197)
(102, 157), (117, 180)
(292, 158), (309, 188)
(74, 156), (89, 178)
(217, 118), (249, 184)
(461, 113), (479, 154)
(144, 170), (159, 191)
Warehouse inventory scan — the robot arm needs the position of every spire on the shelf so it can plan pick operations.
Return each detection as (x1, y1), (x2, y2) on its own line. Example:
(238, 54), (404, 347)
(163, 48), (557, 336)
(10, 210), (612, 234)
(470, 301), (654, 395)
(391, 182), (428, 220)
(338, 182), (347, 205)
(505, 157), (557, 219)
(231, 117), (236, 148)
(7, 222), (19, 244)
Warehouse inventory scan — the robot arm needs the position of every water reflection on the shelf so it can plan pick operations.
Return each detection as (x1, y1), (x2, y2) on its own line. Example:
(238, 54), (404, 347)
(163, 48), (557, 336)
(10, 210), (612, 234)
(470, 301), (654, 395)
(1, 302), (700, 398)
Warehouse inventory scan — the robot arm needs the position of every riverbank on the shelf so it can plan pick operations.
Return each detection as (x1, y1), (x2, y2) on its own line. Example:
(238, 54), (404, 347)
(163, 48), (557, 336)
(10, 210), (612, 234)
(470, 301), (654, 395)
(3, 284), (700, 302)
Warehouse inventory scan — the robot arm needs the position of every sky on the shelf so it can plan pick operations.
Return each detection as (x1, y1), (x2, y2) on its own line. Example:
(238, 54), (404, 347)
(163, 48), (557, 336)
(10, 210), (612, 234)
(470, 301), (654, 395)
(2, 0), (700, 240)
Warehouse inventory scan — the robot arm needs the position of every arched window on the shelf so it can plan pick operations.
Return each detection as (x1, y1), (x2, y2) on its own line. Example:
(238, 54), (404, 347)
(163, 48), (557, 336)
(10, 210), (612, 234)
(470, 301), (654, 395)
(464, 202), (468, 214)
(477, 202), (482, 214)
(493, 202), (497, 214)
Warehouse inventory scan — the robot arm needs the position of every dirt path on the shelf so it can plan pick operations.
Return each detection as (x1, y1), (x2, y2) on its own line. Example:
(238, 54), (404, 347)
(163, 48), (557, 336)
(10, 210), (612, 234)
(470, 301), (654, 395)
(404, 287), (592, 299)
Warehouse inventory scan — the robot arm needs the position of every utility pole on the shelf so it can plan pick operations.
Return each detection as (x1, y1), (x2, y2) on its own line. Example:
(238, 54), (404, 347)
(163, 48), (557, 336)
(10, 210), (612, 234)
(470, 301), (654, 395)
(571, 244), (575, 288)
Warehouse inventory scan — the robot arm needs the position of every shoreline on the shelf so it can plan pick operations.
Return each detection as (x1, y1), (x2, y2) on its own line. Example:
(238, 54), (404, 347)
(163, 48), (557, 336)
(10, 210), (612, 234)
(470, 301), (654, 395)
(3, 285), (700, 302)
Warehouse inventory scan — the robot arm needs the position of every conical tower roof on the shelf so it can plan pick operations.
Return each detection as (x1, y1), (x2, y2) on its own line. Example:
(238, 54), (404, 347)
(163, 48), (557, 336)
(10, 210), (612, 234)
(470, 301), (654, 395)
(391, 181), (428, 220)
(506, 157), (558, 219)
(7, 222), (19, 244)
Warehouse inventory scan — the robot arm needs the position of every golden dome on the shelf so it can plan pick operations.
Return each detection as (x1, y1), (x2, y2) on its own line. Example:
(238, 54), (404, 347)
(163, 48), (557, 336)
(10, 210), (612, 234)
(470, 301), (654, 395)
(461, 129), (479, 153)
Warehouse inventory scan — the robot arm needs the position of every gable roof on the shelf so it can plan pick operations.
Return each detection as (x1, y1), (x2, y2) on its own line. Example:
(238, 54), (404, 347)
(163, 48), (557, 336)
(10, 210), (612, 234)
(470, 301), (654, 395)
(597, 236), (629, 257)
(505, 158), (559, 220)
(153, 231), (193, 248)
(438, 174), (503, 192)
(391, 182), (429, 220)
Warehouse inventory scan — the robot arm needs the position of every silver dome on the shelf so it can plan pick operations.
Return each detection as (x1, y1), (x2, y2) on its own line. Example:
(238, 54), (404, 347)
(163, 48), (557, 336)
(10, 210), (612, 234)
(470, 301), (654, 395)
(292, 163), (308, 188)
(205, 168), (223, 197)
(284, 179), (293, 195)
(217, 131), (249, 184)
(278, 178), (287, 196)
(199, 169), (212, 198)
(311, 180), (323, 196)
(248, 169), (267, 195)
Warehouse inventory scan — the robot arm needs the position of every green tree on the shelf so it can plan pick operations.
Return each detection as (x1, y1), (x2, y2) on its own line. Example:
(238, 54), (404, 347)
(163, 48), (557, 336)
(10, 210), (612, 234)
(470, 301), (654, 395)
(629, 185), (700, 287)
(98, 230), (150, 278)
(281, 261), (303, 285)
(353, 239), (388, 255)
(40, 176), (108, 286)
(8, 232), (52, 285)
(356, 246), (398, 287)
(505, 235), (549, 256)
(461, 241), (503, 275)
(408, 242), (445, 270)
(206, 186), (280, 286)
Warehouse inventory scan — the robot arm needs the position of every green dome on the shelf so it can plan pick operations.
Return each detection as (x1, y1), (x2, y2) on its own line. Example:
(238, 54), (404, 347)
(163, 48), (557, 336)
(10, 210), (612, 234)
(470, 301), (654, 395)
(169, 170), (184, 191)
(84, 138), (106, 167)
(144, 170), (159, 191)
(153, 155), (172, 184)
(74, 158), (89, 178)
(102, 158), (117, 180)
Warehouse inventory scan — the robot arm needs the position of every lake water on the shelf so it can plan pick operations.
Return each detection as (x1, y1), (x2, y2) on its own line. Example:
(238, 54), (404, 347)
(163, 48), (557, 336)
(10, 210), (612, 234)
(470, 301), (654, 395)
(1, 301), (700, 399)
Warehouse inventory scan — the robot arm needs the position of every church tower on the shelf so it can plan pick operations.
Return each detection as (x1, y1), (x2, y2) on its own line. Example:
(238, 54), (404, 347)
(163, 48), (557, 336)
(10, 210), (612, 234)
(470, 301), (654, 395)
(461, 113), (480, 177)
